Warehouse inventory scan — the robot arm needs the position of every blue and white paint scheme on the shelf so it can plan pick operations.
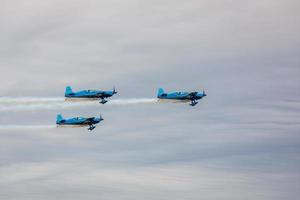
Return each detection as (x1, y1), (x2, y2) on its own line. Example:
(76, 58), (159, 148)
(65, 86), (117, 104)
(56, 114), (104, 131)
(157, 88), (207, 106)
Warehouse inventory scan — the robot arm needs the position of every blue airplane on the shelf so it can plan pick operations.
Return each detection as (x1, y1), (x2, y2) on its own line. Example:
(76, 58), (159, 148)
(157, 88), (207, 106)
(65, 86), (117, 104)
(56, 114), (104, 131)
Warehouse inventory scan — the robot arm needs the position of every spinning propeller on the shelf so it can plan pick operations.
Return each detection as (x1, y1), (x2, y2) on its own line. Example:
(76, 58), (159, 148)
(99, 114), (104, 121)
(113, 86), (117, 94)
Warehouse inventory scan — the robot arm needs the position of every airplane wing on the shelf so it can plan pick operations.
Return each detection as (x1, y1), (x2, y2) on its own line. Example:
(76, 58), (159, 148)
(187, 92), (198, 100)
(94, 92), (107, 98)
(85, 117), (95, 123)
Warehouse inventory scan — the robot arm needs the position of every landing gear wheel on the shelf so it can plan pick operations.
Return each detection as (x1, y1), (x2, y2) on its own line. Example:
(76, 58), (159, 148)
(88, 126), (96, 131)
(190, 101), (198, 106)
(100, 99), (108, 104)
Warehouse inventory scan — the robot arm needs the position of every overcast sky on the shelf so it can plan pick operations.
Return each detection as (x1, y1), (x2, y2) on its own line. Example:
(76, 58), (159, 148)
(0, 0), (300, 199)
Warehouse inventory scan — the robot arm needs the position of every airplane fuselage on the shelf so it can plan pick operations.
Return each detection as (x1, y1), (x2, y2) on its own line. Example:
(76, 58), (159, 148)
(56, 117), (101, 126)
(64, 86), (117, 104)
(65, 90), (114, 98)
(158, 92), (205, 101)
(157, 88), (206, 106)
(56, 114), (103, 131)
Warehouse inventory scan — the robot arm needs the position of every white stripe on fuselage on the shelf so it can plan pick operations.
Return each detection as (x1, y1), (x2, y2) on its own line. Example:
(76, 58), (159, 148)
(57, 124), (89, 128)
(157, 99), (190, 103)
(65, 97), (100, 102)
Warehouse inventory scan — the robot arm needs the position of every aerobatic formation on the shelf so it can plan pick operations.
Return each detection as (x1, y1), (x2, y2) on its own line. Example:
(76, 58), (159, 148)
(57, 86), (207, 131)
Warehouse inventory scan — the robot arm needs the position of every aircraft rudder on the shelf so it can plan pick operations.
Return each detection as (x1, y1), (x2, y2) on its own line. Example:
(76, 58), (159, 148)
(65, 86), (73, 96)
(157, 88), (164, 97)
(56, 114), (63, 123)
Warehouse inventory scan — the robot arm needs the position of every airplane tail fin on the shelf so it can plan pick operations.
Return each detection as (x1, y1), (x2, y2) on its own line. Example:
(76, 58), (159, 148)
(56, 114), (63, 123)
(65, 86), (73, 96)
(157, 88), (165, 97)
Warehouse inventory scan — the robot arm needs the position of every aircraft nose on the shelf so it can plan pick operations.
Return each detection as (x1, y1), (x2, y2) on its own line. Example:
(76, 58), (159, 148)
(98, 114), (104, 122)
(112, 87), (117, 95)
(202, 90), (207, 97)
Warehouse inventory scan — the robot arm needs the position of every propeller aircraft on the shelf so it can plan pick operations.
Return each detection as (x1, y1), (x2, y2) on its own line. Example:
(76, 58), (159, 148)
(56, 114), (104, 131)
(65, 86), (117, 104)
(157, 88), (207, 106)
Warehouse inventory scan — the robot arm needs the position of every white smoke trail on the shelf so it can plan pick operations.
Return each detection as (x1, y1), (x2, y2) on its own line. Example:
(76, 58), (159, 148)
(0, 102), (94, 112)
(0, 97), (157, 111)
(0, 125), (55, 130)
(109, 98), (157, 105)
(0, 97), (63, 103)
